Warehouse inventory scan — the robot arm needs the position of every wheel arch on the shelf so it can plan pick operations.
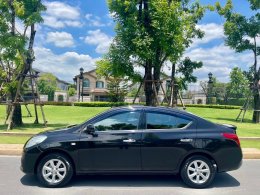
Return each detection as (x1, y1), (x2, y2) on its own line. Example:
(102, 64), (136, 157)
(34, 148), (76, 175)
(177, 151), (218, 172)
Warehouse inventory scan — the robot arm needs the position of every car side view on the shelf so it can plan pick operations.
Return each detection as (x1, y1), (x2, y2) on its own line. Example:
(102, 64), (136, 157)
(21, 106), (242, 188)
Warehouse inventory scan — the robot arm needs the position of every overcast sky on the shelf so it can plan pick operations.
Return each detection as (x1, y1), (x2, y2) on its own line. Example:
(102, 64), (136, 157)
(25, 0), (259, 83)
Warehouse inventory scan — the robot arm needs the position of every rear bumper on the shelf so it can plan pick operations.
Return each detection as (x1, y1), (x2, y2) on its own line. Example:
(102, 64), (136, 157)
(20, 147), (42, 174)
(214, 147), (243, 172)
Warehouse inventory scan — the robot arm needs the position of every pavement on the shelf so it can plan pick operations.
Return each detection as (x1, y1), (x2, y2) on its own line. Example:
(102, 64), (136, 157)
(0, 156), (260, 195)
(0, 144), (260, 158)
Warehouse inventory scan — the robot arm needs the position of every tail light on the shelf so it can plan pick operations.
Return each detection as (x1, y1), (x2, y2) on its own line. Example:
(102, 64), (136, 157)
(222, 133), (240, 146)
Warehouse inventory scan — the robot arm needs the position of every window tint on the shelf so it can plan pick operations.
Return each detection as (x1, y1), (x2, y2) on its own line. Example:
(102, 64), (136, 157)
(83, 79), (90, 87)
(94, 112), (140, 131)
(96, 81), (104, 88)
(146, 112), (191, 129)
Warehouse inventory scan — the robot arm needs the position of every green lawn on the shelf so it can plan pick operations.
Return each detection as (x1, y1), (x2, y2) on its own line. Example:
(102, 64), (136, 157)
(240, 140), (260, 149)
(0, 105), (259, 145)
(0, 105), (109, 133)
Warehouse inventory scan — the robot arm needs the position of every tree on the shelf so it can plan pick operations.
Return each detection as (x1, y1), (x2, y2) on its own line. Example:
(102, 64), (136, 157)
(229, 67), (250, 99)
(96, 59), (128, 102)
(107, 78), (128, 102)
(68, 87), (76, 97)
(214, 82), (231, 104)
(106, 0), (206, 106)
(216, 0), (260, 122)
(37, 73), (57, 101)
(0, 0), (45, 129)
(171, 57), (203, 106)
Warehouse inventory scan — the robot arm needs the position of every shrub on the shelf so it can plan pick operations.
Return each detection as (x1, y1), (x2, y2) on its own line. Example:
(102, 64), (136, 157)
(34, 101), (73, 106)
(74, 102), (131, 107)
(217, 98), (250, 106)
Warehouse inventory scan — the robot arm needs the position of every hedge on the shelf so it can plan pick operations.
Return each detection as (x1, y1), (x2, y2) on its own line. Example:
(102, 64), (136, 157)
(74, 102), (134, 107)
(26, 101), (241, 109)
(217, 98), (250, 106)
(29, 101), (73, 106)
(181, 104), (240, 109)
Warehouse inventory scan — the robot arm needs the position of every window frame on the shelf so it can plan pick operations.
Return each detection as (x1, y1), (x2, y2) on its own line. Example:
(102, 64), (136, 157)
(90, 110), (143, 132)
(144, 111), (193, 131)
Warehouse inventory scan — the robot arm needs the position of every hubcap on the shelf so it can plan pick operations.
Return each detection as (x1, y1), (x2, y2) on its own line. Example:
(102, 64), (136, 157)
(42, 159), (67, 184)
(187, 160), (210, 184)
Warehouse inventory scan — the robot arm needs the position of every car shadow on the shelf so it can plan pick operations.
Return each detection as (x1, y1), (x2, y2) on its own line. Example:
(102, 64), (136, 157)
(20, 172), (240, 188)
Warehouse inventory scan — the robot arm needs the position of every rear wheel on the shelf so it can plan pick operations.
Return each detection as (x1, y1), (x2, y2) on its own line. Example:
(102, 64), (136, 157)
(37, 153), (73, 187)
(181, 155), (216, 188)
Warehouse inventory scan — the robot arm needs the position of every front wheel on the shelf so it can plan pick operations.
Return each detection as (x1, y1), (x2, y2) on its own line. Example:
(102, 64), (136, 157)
(37, 153), (74, 187)
(181, 155), (216, 188)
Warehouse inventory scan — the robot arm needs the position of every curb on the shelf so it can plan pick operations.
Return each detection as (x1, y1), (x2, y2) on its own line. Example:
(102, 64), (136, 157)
(0, 132), (35, 137)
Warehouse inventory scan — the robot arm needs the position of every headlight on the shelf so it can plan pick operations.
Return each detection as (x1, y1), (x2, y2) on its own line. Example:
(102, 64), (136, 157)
(25, 135), (47, 149)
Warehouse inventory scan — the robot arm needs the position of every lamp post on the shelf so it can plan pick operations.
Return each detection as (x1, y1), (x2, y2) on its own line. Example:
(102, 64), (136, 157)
(207, 72), (213, 104)
(79, 67), (84, 102)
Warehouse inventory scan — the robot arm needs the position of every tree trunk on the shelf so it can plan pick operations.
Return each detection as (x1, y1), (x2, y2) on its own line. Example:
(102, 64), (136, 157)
(13, 104), (22, 126)
(252, 83), (260, 123)
(144, 62), (154, 106)
(170, 63), (177, 107)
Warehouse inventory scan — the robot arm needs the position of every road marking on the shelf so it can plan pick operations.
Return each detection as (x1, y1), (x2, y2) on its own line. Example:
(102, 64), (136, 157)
(0, 155), (20, 158)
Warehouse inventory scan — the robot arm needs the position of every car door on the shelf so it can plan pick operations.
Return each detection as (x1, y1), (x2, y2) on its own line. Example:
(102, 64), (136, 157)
(141, 110), (197, 171)
(78, 109), (142, 171)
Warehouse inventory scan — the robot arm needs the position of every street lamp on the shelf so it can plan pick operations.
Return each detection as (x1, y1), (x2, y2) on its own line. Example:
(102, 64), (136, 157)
(207, 72), (213, 104)
(79, 67), (84, 102)
(208, 72), (213, 84)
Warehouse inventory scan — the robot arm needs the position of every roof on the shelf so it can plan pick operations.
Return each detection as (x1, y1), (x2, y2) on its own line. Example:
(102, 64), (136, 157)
(110, 105), (189, 115)
(56, 78), (72, 85)
(74, 69), (97, 78)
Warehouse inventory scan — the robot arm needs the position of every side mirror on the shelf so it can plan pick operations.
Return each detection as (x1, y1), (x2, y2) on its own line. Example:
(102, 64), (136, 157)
(85, 124), (95, 134)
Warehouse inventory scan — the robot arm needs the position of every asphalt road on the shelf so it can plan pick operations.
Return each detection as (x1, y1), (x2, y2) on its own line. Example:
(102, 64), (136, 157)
(0, 156), (259, 195)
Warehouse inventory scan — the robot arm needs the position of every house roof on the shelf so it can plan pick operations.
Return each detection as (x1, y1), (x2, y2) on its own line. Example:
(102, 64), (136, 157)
(74, 69), (97, 79)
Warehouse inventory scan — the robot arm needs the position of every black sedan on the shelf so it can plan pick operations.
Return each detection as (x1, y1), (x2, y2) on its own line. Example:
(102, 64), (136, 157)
(21, 106), (242, 188)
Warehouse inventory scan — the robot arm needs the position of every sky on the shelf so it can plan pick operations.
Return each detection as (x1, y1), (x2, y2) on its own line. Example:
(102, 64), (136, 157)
(25, 0), (259, 83)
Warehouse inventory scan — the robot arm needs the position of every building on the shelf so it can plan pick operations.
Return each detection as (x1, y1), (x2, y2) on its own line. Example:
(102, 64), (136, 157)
(30, 69), (71, 102)
(74, 69), (109, 102)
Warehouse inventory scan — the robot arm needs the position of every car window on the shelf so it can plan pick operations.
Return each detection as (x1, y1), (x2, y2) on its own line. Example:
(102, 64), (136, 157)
(146, 112), (192, 130)
(94, 111), (141, 131)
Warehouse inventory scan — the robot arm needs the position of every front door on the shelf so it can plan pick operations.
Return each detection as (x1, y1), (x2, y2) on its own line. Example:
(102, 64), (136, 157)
(78, 110), (142, 171)
(141, 110), (196, 171)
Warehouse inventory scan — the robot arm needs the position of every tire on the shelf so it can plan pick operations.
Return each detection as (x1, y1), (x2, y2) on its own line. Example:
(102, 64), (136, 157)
(180, 155), (216, 188)
(37, 153), (74, 188)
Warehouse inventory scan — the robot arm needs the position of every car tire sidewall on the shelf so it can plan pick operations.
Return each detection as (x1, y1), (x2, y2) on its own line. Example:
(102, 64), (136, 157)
(181, 155), (216, 188)
(37, 153), (73, 188)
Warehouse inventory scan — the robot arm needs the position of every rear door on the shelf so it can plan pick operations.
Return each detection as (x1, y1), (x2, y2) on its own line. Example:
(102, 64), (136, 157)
(141, 110), (197, 171)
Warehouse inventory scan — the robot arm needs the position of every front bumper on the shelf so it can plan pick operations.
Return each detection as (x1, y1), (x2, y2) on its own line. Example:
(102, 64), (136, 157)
(20, 146), (42, 174)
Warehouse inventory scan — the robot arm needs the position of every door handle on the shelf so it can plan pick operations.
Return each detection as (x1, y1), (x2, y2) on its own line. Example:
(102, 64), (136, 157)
(180, 138), (193, 142)
(123, 138), (136, 143)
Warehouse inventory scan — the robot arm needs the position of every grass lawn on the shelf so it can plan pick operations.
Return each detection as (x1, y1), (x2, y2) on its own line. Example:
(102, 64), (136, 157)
(0, 105), (259, 145)
(240, 140), (260, 149)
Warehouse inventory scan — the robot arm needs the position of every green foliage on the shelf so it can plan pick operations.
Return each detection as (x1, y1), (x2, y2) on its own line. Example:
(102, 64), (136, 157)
(74, 102), (132, 107)
(105, 0), (206, 84)
(107, 78), (128, 102)
(177, 57), (203, 90)
(248, 0), (260, 10)
(68, 87), (76, 97)
(229, 67), (250, 98)
(37, 73), (57, 101)
(41, 101), (72, 106)
(218, 98), (252, 106)
(96, 59), (130, 102)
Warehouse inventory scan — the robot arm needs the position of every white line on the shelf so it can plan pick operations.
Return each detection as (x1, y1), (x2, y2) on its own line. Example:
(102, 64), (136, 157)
(0, 155), (21, 158)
